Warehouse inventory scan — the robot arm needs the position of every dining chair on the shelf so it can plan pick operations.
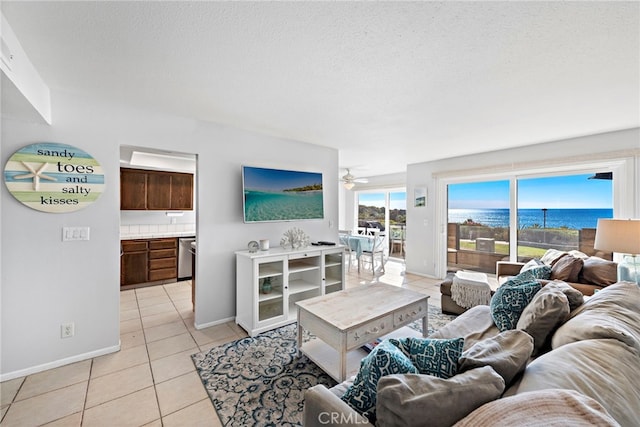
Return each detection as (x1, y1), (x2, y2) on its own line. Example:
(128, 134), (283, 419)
(338, 230), (357, 271)
(360, 230), (386, 276)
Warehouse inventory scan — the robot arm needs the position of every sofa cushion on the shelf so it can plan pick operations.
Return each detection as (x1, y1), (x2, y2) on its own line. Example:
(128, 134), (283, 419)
(505, 339), (640, 427)
(490, 280), (542, 332)
(516, 287), (569, 355)
(376, 366), (505, 427)
(454, 389), (620, 427)
(458, 329), (533, 385)
(579, 256), (618, 286)
(550, 254), (583, 283)
(552, 281), (640, 351)
(389, 337), (464, 378)
(341, 339), (417, 418)
(429, 305), (501, 351)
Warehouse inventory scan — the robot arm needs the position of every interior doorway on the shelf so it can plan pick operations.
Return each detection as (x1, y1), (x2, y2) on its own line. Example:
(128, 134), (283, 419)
(119, 145), (198, 312)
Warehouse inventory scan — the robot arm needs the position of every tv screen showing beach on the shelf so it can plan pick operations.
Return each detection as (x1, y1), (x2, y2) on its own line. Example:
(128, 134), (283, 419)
(242, 166), (324, 222)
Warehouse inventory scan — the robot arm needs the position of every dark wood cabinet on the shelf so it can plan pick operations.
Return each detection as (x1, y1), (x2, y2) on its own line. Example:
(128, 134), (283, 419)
(120, 169), (147, 210)
(121, 238), (178, 286)
(169, 173), (194, 210)
(121, 168), (193, 210)
(121, 240), (149, 286)
(146, 172), (172, 210)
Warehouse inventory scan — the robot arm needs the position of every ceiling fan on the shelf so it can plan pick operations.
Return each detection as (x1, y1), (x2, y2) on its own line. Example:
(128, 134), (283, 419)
(341, 169), (368, 190)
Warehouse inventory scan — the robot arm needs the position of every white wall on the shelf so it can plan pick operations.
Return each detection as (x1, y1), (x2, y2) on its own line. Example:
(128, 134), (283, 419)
(405, 128), (640, 279)
(1, 90), (339, 379)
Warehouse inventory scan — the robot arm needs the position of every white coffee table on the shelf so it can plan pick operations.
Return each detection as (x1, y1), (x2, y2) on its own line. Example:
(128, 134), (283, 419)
(296, 283), (429, 382)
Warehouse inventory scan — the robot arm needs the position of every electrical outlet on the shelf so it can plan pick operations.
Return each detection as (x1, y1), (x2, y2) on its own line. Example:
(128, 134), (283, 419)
(61, 322), (74, 338)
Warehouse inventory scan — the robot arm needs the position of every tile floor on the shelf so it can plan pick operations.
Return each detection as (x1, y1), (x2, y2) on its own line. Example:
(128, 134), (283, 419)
(0, 258), (443, 426)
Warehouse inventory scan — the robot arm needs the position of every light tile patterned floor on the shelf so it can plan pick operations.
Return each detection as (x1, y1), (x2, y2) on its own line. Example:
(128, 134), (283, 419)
(0, 258), (443, 426)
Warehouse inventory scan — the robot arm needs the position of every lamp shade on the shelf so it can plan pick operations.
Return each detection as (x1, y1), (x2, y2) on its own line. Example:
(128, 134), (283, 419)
(594, 219), (640, 254)
(343, 181), (355, 190)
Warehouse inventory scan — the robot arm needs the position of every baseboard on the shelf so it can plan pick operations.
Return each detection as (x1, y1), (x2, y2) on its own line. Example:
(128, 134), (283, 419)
(0, 343), (120, 382)
(194, 316), (235, 330)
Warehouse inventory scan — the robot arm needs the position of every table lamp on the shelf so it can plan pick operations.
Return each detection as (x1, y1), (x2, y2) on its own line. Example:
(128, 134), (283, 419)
(594, 219), (640, 285)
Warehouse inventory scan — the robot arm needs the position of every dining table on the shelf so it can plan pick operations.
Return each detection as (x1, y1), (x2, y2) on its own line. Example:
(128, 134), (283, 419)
(339, 233), (384, 273)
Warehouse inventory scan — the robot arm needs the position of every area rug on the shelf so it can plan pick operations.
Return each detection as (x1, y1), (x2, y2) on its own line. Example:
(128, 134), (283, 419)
(191, 304), (456, 426)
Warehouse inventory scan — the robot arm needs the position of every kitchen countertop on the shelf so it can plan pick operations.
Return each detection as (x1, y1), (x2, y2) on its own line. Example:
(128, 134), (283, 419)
(121, 232), (196, 240)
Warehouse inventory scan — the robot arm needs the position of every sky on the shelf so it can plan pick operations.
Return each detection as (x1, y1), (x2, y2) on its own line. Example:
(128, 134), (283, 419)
(359, 192), (406, 210)
(243, 166), (322, 192)
(448, 173), (613, 209)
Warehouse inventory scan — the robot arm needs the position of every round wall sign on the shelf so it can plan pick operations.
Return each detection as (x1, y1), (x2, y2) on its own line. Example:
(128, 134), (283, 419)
(4, 142), (105, 213)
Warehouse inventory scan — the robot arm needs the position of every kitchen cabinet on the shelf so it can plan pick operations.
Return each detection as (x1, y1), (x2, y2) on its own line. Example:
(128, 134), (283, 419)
(120, 168), (193, 210)
(121, 240), (149, 286)
(121, 237), (178, 286)
(235, 246), (345, 336)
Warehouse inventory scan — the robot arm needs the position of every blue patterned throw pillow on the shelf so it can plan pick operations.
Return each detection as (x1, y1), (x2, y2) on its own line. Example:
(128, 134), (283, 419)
(491, 280), (542, 331)
(390, 337), (464, 378)
(513, 265), (552, 284)
(341, 339), (418, 417)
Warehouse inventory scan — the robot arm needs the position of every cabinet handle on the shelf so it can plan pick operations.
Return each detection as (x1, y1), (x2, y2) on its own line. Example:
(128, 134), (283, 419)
(398, 314), (404, 321)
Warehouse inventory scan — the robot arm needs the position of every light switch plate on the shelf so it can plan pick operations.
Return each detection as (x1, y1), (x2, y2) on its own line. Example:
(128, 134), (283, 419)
(62, 226), (90, 241)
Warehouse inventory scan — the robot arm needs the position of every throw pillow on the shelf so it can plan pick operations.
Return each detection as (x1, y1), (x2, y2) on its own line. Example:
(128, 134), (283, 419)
(516, 287), (570, 355)
(390, 337), (464, 378)
(454, 389), (620, 427)
(544, 280), (584, 311)
(376, 366), (505, 427)
(520, 258), (544, 273)
(341, 339), (418, 418)
(579, 257), (618, 286)
(458, 329), (533, 385)
(514, 265), (552, 283)
(540, 249), (568, 266)
(490, 280), (542, 331)
(550, 255), (583, 283)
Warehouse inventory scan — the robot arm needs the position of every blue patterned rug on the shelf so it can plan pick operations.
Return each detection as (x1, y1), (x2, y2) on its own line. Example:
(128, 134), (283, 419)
(191, 304), (455, 426)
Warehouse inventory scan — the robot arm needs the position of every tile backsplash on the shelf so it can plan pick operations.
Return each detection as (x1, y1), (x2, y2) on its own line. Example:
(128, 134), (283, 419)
(120, 223), (196, 239)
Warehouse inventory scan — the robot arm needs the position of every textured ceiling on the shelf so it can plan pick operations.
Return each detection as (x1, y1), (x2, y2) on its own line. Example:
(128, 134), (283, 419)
(1, 1), (639, 178)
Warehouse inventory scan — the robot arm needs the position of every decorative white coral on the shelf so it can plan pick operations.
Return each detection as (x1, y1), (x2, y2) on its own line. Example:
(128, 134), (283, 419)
(280, 227), (310, 249)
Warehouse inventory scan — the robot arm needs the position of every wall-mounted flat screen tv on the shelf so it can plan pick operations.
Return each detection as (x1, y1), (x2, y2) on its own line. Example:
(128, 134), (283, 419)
(242, 166), (324, 223)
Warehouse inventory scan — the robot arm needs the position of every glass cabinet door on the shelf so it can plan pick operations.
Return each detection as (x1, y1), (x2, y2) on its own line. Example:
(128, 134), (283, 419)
(323, 251), (344, 294)
(257, 260), (285, 323)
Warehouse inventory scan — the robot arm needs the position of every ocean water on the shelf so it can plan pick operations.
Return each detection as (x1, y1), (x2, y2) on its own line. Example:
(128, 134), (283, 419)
(448, 208), (613, 230)
(244, 190), (324, 222)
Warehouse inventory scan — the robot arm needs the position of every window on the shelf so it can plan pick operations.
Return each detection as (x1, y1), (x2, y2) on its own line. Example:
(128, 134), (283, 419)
(516, 173), (613, 261)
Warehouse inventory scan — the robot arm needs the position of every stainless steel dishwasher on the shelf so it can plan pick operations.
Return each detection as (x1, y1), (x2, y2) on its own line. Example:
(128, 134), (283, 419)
(178, 237), (196, 280)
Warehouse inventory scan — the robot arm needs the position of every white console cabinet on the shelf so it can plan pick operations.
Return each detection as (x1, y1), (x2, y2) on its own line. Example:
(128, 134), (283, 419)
(235, 246), (345, 336)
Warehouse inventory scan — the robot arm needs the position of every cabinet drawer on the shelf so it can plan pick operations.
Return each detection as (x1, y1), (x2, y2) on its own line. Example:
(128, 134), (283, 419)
(149, 238), (177, 249)
(346, 314), (394, 349)
(149, 268), (177, 281)
(394, 301), (428, 327)
(122, 240), (148, 252)
(150, 258), (177, 270)
(149, 248), (177, 259)
(288, 251), (321, 260)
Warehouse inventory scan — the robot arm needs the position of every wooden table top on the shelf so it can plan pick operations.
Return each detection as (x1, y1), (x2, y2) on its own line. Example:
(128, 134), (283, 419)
(296, 282), (429, 331)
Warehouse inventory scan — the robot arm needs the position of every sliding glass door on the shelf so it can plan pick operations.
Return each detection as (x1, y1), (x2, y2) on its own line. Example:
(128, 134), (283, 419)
(447, 180), (510, 273)
(357, 190), (407, 259)
(447, 172), (613, 273)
